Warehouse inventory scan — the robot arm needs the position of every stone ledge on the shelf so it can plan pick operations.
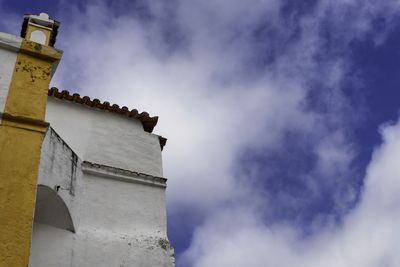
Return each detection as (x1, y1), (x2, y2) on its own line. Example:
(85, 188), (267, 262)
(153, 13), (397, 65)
(81, 161), (167, 188)
(0, 112), (49, 133)
(0, 32), (22, 52)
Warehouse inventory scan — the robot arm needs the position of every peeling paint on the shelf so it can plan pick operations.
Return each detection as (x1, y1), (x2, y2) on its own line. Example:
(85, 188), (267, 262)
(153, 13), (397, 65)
(14, 60), (51, 82)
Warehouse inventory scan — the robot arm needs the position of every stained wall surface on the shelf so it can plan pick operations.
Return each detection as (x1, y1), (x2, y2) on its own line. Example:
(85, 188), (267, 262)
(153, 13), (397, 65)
(45, 97), (163, 177)
(0, 31), (62, 267)
(29, 126), (175, 267)
(1, 20), (173, 267)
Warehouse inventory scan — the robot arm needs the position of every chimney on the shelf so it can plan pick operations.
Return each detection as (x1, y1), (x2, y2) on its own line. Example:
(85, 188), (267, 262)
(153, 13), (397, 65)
(20, 13), (60, 47)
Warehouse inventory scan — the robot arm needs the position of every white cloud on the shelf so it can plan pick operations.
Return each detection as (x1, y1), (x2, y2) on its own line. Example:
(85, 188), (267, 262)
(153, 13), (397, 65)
(181, 119), (400, 267)
(52, 0), (319, 210)
(0, 0), (398, 266)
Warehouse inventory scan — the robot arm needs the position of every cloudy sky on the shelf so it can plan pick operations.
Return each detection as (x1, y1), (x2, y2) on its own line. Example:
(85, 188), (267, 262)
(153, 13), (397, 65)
(2, 0), (400, 266)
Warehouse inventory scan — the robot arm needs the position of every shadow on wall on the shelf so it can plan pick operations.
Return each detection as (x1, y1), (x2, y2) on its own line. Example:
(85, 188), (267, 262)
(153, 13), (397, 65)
(33, 185), (75, 233)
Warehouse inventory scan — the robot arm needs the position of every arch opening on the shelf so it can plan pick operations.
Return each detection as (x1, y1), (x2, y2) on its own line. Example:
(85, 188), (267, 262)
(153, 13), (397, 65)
(33, 185), (75, 232)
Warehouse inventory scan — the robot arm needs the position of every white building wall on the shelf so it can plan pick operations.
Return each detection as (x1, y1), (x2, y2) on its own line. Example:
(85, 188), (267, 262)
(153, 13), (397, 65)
(37, 128), (81, 231)
(45, 97), (163, 177)
(79, 171), (168, 236)
(30, 222), (174, 267)
(0, 33), (21, 116)
(29, 100), (175, 266)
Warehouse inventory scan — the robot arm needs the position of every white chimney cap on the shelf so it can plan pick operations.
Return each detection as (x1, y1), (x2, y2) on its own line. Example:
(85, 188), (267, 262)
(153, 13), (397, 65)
(24, 12), (55, 28)
(39, 13), (50, 20)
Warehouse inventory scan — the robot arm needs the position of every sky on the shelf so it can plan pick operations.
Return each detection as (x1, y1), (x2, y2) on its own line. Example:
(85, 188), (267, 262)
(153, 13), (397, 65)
(1, 0), (400, 266)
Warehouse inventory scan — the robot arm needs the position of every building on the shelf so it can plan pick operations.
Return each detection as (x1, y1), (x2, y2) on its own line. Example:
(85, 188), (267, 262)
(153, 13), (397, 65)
(0, 13), (175, 267)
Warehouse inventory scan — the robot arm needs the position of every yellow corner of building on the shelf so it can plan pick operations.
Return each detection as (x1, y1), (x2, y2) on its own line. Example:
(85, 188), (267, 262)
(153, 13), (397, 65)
(0, 12), (61, 267)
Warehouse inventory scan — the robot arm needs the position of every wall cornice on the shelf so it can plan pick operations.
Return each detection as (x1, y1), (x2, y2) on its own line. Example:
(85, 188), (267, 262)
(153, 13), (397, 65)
(81, 161), (167, 188)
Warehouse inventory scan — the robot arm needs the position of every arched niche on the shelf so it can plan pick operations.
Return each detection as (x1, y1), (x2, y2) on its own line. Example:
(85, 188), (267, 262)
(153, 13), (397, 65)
(34, 185), (75, 233)
(30, 30), (47, 45)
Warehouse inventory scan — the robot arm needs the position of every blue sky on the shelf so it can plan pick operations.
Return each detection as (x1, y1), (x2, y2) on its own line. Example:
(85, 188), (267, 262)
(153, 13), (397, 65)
(2, 1), (400, 266)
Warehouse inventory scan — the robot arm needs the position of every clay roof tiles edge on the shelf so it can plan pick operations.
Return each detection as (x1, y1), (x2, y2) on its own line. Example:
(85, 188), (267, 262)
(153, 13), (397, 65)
(48, 87), (167, 150)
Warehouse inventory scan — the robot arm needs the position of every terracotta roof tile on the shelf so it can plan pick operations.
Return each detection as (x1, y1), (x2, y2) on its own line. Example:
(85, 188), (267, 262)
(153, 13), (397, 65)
(48, 87), (159, 134)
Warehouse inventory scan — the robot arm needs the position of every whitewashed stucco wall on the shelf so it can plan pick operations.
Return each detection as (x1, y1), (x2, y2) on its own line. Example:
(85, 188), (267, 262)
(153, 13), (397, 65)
(45, 97), (163, 177)
(30, 222), (174, 267)
(36, 128), (81, 232)
(0, 33), (21, 117)
(29, 102), (174, 266)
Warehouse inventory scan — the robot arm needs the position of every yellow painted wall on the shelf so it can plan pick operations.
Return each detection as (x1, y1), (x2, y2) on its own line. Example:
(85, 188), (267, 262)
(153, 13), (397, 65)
(0, 124), (46, 267)
(0, 38), (61, 267)
(25, 24), (52, 46)
(4, 41), (57, 120)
